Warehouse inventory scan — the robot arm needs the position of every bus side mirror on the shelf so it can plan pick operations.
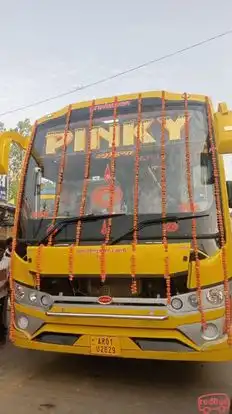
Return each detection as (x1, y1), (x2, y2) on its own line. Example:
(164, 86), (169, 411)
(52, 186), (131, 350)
(226, 181), (232, 208)
(0, 131), (29, 174)
(215, 102), (232, 155)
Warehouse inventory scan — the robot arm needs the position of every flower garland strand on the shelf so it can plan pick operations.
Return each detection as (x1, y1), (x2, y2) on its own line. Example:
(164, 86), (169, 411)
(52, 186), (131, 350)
(34, 105), (72, 297)
(47, 105), (72, 247)
(131, 94), (142, 294)
(206, 97), (231, 343)
(160, 91), (171, 304)
(184, 93), (206, 329)
(35, 243), (43, 290)
(9, 121), (38, 342)
(68, 100), (95, 281)
(100, 97), (118, 283)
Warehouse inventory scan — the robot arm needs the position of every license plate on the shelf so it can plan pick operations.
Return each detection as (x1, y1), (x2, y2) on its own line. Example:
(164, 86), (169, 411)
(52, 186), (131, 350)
(90, 336), (121, 356)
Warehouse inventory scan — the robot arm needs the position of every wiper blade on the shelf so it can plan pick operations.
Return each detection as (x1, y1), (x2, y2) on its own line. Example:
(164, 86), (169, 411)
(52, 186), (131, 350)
(110, 213), (209, 245)
(38, 213), (125, 245)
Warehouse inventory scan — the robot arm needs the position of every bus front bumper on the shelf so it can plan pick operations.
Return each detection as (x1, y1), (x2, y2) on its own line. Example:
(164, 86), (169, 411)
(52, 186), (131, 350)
(10, 304), (232, 362)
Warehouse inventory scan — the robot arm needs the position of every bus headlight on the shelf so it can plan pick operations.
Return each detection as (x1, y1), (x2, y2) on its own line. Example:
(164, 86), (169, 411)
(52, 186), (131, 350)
(28, 291), (38, 304)
(188, 293), (198, 308)
(14, 283), (53, 309)
(15, 284), (25, 301)
(40, 295), (52, 308)
(206, 288), (224, 305)
(171, 297), (183, 310)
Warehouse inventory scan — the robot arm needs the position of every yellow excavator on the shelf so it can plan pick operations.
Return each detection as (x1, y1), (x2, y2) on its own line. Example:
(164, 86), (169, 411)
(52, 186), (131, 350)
(0, 131), (23, 257)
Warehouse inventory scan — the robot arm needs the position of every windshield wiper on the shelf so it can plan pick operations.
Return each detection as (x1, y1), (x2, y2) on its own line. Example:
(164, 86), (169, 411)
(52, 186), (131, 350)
(110, 213), (209, 245)
(37, 213), (125, 245)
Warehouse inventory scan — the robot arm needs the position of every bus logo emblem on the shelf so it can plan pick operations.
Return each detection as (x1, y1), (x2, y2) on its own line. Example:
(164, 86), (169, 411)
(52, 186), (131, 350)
(98, 296), (113, 305)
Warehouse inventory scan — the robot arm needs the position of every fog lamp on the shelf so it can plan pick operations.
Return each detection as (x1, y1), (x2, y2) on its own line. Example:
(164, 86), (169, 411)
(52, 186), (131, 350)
(201, 323), (219, 341)
(17, 316), (29, 330)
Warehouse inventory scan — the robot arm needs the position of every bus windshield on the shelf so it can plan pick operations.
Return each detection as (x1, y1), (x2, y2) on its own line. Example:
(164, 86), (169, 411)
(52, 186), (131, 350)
(20, 98), (217, 241)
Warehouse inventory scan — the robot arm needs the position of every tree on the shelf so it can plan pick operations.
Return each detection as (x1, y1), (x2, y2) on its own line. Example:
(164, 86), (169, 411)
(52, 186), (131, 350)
(14, 118), (32, 137)
(8, 119), (32, 203)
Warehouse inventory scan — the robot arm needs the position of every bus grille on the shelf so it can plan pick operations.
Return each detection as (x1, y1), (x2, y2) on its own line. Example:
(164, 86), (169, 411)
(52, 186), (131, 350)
(39, 272), (188, 299)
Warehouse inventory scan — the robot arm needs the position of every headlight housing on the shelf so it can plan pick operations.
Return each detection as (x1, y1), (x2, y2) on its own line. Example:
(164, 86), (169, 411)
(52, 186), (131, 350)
(168, 282), (228, 314)
(14, 283), (53, 310)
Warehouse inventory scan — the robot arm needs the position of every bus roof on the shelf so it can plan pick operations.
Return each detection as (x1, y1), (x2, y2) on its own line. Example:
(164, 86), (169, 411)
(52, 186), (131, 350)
(36, 90), (213, 126)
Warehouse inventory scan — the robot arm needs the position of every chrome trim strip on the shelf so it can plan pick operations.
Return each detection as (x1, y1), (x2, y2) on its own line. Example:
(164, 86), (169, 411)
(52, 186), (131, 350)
(46, 311), (168, 320)
(52, 303), (165, 312)
(53, 295), (167, 305)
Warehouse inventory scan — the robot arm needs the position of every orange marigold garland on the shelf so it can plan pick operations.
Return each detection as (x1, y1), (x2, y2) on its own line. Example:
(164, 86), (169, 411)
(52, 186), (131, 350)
(160, 91), (171, 304)
(130, 94), (142, 295)
(48, 104), (72, 246)
(34, 105), (72, 295)
(206, 97), (231, 343)
(184, 93), (206, 329)
(100, 97), (118, 283)
(9, 121), (38, 342)
(35, 243), (43, 290)
(68, 100), (95, 281)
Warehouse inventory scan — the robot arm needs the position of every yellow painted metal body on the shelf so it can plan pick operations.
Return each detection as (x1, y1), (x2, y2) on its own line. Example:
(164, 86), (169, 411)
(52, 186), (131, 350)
(9, 91), (232, 361)
(14, 316), (232, 362)
(12, 243), (232, 361)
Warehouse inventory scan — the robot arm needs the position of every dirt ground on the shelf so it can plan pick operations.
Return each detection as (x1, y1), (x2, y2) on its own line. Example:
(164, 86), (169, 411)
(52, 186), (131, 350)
(0, 337), (231, 414)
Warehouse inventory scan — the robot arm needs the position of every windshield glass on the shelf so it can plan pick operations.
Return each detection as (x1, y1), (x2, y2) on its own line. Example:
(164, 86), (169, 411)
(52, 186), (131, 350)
(19, 97), (217, 241)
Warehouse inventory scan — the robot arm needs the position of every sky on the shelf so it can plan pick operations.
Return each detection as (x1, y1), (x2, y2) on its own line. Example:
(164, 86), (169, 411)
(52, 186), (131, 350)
(1, 0), (232, 177)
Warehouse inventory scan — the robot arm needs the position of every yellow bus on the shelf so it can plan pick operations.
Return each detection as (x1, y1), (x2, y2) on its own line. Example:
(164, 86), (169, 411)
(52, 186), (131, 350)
(1, 91), (232, 361)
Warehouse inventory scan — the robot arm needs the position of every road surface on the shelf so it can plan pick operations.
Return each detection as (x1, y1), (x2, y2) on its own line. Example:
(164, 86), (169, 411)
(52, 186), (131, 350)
(0, 337), (231, 414)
